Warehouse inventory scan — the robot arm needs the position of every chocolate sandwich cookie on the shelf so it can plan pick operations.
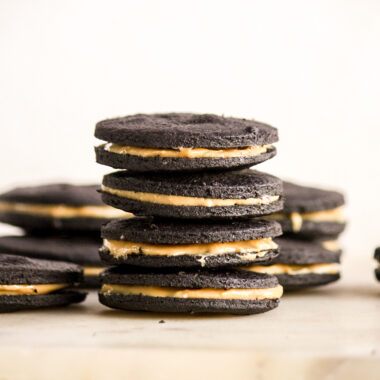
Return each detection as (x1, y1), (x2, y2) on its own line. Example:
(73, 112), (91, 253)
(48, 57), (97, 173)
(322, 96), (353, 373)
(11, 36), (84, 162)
(101, 169), (283, 219)
(267, 181), (345, 239)
(0, 183), (132, 232)
(99, 267), (283, 314)
(374, 248), (380, 282)
(95, 113), (278, 172)
(239, 238), (341, 290)
(0, 254), (86, 312)
(100, 218), (282, 268)
(0, 235), (105, 287)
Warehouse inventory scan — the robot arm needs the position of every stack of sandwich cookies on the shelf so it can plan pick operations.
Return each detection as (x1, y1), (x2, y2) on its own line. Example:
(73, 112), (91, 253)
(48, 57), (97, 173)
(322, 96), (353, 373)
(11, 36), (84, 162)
(256, 181), (346, 291)
(0, 184), (131, 290)
(0, 254), (86, 313)
(239, 238), (341, 290)
(95, 113), (278, 172)
(374, 248), (380, 282)
(0, 235), (105, 287)
(96, 113), (284, 314)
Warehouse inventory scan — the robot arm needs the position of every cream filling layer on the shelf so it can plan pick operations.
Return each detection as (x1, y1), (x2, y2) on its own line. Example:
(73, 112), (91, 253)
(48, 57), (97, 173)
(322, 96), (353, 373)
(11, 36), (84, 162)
(83, 266), (106, 277)
(101, 284), (283, 300)
(103, 238), (277, 257)
(0, 201), (133, 219)
(102, 186), (279, 207)
(103, 143), (272, 158)
(320, 240), (340, 252)
(0, 283), (68, 295)
(240, 263), (339, 275)
(267, 207), (345, 232)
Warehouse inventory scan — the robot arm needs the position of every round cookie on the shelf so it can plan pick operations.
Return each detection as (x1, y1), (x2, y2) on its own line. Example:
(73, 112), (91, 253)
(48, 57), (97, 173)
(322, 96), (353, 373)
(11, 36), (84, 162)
(0, 235), (105, 287)
(0, 254), (86, 313)
(95, 113), (278, 172)
(267, 181), (345, 239)
(99, 267), (283, 315)
(374, 248), (380, 282)
(101, 169), (283, 219)
(239, 238), (341, 290)
(100, 218), (282, 268)
(0, 183), (132, 232)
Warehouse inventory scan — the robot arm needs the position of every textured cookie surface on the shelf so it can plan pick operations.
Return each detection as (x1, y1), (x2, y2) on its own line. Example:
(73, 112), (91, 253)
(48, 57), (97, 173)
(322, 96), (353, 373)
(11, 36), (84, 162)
(99, 293), (279, 315)
(277, 220), (346, 239)
(102, 218), (282, 244)
(282, 181), (345, 213)
(272, 238), (341, 265)
(100, 266), (281, 314)
(0, 254), (83, 285)
(101, 267), (278, 289)
(102, 170), (283, 218)
(0, 235), (102, 266)
(275, 273), (340, 291)
(95, 145), (277, 172)
(100, 218), (281, 268)
(95, 113), (278, 148)
(0, 290), (86, 313)
(0, 184), (103, 206)
(0, 183), (124, 232)
(271, 181), (345, 238)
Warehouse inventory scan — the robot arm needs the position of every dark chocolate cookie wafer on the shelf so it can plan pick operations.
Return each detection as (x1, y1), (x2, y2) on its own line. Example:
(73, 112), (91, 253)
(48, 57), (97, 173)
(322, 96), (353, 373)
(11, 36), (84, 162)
(0, 254), (86, 312)
(374, 248), (380, 282)
(0, 183), (132, 232)
(0, 235), (105, 287)
(267, 181), (345, 239)
(101, 169), (283, 219)
(99, 266), (283, 314)
(239, 238), (341, 290)
(95, 113), (278, 172)
(100, 218), (281, 268)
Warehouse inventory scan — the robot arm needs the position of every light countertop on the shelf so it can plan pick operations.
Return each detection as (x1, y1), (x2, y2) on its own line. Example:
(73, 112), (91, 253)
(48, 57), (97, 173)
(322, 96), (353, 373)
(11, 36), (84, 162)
(0, 254), (379, 380)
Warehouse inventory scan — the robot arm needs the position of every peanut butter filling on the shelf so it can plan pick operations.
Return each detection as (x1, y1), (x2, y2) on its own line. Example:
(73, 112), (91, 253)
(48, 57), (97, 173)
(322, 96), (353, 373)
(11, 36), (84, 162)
(267, 207), (345, 232)
(101, 284), (283, 300)
(83, 266), (106, 277)
(103, 238), (277, 257)
(0, 201), (133, 219)
(102, 185), (279, 207)
(103, 143), (272, 159)
(0, 283), (68, 296)
(240, 263), (339, 275)
(320, 240), (340, 252)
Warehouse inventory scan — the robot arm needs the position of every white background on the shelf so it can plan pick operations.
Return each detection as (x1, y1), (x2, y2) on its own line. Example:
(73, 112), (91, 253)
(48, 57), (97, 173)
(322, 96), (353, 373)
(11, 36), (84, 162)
(0, 0), (379, 255)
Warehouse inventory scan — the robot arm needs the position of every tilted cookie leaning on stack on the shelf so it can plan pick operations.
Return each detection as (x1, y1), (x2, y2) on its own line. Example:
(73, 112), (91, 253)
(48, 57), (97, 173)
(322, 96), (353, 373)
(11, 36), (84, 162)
(95, 113), (284, 314)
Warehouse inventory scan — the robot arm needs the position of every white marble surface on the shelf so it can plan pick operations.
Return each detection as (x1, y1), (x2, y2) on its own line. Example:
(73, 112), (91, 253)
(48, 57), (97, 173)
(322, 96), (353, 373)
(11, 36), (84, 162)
(0, 255), (379, 380)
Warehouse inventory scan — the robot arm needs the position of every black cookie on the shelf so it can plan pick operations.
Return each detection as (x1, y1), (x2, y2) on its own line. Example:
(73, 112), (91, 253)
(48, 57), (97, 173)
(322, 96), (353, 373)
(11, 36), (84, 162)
(102, 169), (283, 219)
(95, 113), (278, 172)
(0, 235), (104, 288)
(99, 267), (282, 315)
(239, 238), (341, 291)
(268, 181), (345, 239)
(0, 290), (86, 313)
(0, 183), (130, 232)
(374, 247), (380, 281)
(100, 218), (282, 268)
(0, 254), (86, 312)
